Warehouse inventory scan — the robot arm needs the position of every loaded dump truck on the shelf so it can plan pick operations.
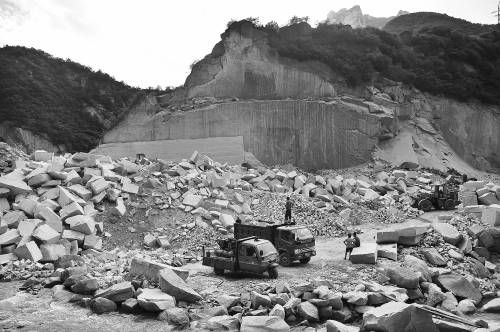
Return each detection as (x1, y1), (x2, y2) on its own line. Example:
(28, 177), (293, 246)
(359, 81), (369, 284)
(202, 236), (279, 278)
(234, 222), (316, 266)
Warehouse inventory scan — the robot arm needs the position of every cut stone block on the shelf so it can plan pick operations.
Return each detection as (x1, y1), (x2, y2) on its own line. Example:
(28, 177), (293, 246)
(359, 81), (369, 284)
(376, 230), (399, 244)
(39, 243), (67, 261)
(33, 224), (60, 243)
(2, 210), (26, 228)
(18, 198), (38, 216)
(58, 186), (85, 207)
(38, 207), (63, 232)
(34, 150), (53, 162)
(62, 229), (85, 243)
(17, 219), (43, 237)
(433, 223), (461, 246)
(67, 215), (95, 235)
(0, 197), (10, 213)
(182, 194), (203, 208)
(122, 182), (139, 194)
(481, 205), (500, 226)
(478, 192), (499, 205)
(27, 173), (51, 187)
(14, 240), (42, 262)
(129, 257), (189, 282)
(377, 243), (397, 261)
(0, 229), (21, 245)
(111, 197), (126, 216)
(350, 243), (377, 264)
(60, 202), (84, 220)
(89, 178), (109, 195)
(159, 268), (202, 303)
(68, 184), (92, 200)
(137, 288), (176, 312)
(0, 170), (33, 196)
(83, 234), (102, 250)
(0, 253), (18, 265)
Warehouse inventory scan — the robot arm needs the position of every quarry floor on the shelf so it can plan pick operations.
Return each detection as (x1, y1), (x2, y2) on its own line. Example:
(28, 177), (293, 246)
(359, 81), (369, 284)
(2, 211), (500, 331)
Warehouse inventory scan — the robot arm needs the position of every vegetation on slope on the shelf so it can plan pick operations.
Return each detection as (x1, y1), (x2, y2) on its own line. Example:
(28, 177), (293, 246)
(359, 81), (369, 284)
(226, 15), (500, 104)
(0, 46), (141, 152)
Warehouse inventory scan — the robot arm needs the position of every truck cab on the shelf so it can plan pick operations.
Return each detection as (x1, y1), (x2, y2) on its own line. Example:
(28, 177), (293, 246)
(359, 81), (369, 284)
(202, 236), (279, 278)
(233, 222), (316, 266)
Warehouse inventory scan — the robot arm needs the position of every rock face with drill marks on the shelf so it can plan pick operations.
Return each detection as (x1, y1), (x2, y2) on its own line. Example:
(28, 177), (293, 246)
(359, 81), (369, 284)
(102, 100), (396, 171)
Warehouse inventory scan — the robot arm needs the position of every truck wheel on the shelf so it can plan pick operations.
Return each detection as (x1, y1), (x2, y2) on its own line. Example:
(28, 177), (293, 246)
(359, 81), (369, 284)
(299, 257), (311, 264)
(418, 199), (432, 212)
(214, 268), (224, 276)
(444, 199), (455, 210)
(279, 253), (292, 267)
(268, 267), (278, 279)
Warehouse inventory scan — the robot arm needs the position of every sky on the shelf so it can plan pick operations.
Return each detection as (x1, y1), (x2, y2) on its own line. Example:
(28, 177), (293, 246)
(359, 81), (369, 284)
(0, 0), (498, 89)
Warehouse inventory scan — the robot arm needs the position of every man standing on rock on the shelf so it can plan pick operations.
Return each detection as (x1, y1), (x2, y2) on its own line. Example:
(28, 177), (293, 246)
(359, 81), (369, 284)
(284, 196), (293, 224)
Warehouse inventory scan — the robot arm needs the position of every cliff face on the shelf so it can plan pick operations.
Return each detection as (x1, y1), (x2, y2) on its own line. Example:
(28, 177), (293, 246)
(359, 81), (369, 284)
(102, 23), (500, 173)
(179, 23), (336, 100)
(104, 100), (396, 170)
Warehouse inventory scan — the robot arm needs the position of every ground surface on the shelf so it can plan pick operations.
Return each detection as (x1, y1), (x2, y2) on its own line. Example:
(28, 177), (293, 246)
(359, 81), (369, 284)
(2, 212), (500, 331)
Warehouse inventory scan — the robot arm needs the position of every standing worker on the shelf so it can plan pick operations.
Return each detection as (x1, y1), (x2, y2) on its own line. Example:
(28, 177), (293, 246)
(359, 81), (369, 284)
(284, 196), (293, 224)
(344, 233), (356, 260)
(353, 232), (360, 248)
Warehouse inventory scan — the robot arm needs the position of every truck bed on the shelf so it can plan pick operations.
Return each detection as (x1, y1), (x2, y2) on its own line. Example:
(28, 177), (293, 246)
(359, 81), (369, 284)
(234, 223), (275, 242)
(202, 255), (236, 271)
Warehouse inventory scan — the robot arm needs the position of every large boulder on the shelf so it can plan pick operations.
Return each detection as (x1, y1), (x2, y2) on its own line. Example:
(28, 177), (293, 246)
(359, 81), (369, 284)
(421, 248), (447, 266)
(297, 301), (319, 322)
(362, 302), (439, 332)
(90, 297), (117, 314)
(71, 278), (99, 295)
(393, 222), (429, 245)
(240, 315), (289, 332)
(94, 281), (135, 302)
(482, 298), (500, 313)
(137, 288), (176, 312)
(129, 257), (188, 283)
(350, 243), (377, 264)
(159, 268), (201, 303)
(437, 273), (482, 303)
(403, 255), (432, 281)
(326, 320), (359, 332)
(157, 307), (189, 326)
(432, 223), (461, 246)
(206, 315), (240, 331)
(385, 266), (420, 289)
(377, 243), (397, 261)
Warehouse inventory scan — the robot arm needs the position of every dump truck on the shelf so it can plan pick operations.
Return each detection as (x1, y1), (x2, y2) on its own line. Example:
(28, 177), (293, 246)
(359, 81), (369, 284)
(234, 222), (316, 266)
(202, 236), (279, 278)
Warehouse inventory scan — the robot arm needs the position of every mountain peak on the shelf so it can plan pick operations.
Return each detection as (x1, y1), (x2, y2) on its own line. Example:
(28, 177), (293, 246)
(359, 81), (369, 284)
(326, 5), (407, 29)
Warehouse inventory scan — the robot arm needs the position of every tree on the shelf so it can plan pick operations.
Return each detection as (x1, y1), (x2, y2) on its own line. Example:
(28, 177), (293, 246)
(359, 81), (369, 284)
(288, 16), (309, 25)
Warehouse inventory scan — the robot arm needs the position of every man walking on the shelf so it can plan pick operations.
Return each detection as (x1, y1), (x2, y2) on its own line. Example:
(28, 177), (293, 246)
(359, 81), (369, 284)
(284, 196), (293, 224)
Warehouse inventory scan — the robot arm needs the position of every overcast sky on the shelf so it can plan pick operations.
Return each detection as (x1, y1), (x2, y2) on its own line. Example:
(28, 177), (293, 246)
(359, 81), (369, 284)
(0, 0), (498, 88)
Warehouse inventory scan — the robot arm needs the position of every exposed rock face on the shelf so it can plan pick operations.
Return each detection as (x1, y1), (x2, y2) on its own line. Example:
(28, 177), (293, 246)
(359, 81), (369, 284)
(0, 124), (63, 154)
(103, 100), (395, 171)
(326, 6), (408, 29)
(182, 25), (336, 100)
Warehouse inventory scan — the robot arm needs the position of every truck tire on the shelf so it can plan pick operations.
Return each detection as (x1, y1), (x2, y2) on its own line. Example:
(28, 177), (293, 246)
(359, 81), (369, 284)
(299, 257), (311, 264)
(214, 268), (224, 276)
(268, 267), (278, 279)
(279, 253), (292, 267)
(418, 199), (432, 212)
(444, 199), (455, 210)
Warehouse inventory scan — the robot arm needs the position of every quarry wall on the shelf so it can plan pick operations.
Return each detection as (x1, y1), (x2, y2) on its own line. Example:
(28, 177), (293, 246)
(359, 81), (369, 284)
(103, 100), (395, 170)
(93, 136), (245, 165)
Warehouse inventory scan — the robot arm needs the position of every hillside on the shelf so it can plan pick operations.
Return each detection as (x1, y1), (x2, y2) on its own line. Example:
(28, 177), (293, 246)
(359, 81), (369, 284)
(214, 18), (500, 104)
(384, 12), (498, 36)
(0, 46), (142, 152)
